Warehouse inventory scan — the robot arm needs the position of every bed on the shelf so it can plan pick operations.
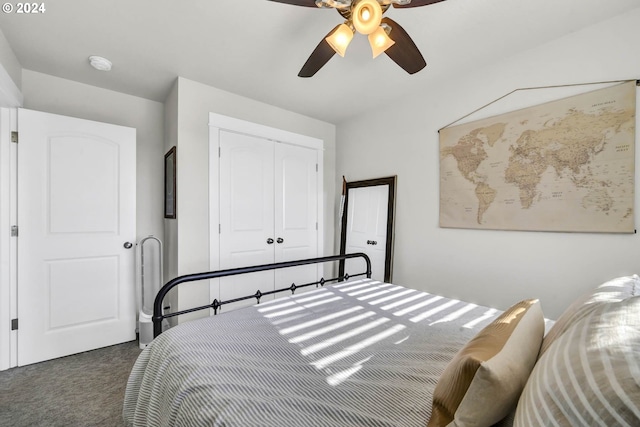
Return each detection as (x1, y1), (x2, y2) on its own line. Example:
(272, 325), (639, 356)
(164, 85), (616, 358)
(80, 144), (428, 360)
(123, 254), (640, 427)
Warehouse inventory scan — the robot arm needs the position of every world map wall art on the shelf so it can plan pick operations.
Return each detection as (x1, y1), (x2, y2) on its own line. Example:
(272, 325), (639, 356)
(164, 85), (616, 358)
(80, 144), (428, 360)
(439, 81), (636, 233)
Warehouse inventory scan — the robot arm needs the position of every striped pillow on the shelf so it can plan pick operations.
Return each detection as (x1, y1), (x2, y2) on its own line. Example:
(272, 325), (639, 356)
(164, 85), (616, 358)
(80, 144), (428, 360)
(514, 296), (640, 426)
(539, 274), (639, 355)
(427, 299), (544, 427)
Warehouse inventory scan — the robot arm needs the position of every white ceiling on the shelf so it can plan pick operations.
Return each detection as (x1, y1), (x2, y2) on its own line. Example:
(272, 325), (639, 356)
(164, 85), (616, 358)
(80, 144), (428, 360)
(0, 0), (638, 124)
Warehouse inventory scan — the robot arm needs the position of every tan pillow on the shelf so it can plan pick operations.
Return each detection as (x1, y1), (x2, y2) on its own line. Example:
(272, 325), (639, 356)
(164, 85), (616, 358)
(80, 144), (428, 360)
(514, 296), (640, 426)
(427, 299), (544, 427)
(539, 274), (639, 356)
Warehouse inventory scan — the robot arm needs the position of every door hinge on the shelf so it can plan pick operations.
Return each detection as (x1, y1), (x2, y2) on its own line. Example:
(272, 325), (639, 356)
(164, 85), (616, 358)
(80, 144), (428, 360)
(11, 131), (18, 143)
(10, 225), (18, 237)
(316, 222), (318, 230)
(219, 147), (221, 157)
(219, 224), (221, 234)
(316, 163), (318, 172)
(11, 319), (18, 330)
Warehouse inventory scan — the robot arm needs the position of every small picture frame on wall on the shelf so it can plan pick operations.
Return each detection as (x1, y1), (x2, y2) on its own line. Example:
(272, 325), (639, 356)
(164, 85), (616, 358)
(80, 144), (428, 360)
(164, 146), (177, 219)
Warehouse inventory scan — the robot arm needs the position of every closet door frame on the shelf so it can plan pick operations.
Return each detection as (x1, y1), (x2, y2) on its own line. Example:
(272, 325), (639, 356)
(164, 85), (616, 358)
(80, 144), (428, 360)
(208, 113), (324, 308)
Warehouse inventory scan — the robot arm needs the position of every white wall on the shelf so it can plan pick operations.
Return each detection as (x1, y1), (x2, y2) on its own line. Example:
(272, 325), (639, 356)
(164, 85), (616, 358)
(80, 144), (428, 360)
(336, 8), (640, 320)
(0, 29), (21, 107)
(21, 70), (165, 244)
(162, 80), (179, 323)
(167, 77), (336, 321)
(0, 28), (20, 93)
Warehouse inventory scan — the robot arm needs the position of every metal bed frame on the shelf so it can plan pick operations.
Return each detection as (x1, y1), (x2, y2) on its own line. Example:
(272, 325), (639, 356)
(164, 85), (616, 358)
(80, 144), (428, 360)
(152, 253), (372, 338)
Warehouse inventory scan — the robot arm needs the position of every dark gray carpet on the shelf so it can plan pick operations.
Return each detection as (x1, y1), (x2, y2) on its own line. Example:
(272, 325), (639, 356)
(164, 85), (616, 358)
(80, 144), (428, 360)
(0, 340), (142, 427)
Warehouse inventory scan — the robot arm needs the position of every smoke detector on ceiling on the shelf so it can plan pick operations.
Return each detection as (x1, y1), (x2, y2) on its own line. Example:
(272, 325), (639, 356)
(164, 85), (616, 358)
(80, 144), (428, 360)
(88, 55), (112, 71)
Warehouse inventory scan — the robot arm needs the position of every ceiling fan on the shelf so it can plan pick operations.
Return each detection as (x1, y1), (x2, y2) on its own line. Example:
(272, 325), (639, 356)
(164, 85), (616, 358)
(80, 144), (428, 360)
(268, 0), (446, 77)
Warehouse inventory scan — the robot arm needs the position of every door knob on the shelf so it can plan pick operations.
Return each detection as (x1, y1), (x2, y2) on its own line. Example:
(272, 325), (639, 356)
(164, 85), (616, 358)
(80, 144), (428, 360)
(123, 242), (133, 249)
(276, 237), (284, 244)
(366, 240), (378, 245)
(266, 238), (274, 244)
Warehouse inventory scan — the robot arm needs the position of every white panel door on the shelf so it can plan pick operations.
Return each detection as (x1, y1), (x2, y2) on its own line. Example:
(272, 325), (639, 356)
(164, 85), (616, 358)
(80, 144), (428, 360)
(219, 131), (274, 310)
(17, 108), (136, 366)
(274, 143), (318, 292)
(344, 185), (389, 282)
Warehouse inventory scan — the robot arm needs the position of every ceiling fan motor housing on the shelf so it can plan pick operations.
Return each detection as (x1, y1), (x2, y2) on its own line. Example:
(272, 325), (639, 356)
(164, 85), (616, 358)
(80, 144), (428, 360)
(337, 0), (391, 22)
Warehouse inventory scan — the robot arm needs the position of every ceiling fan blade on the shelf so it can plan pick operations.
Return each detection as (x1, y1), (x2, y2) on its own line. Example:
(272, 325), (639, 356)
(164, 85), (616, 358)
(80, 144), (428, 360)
(298, 26), (339, 77)
(381, 17), (426, 74)
(267, 0), (319, 7)
(392, 0), (446, 8)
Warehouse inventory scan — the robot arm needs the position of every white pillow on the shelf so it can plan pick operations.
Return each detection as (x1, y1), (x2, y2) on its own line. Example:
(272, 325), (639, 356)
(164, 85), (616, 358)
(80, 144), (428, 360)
(515, 296), (640, 426)
(539, 274), (639, 355)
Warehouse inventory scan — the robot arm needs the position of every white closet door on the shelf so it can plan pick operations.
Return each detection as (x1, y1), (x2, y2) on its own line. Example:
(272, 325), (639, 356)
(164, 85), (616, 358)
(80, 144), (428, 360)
(274, 143), (318, 292)
(344, 185), (389, 282)
(219, 131), (274, 310)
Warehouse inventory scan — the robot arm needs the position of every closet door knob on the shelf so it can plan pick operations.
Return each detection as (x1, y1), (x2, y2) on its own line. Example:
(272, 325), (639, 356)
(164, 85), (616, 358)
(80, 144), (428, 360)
(123, 242), (133, 249)
(276, 237), (284, 244)
(366, 240), (378, 245)
(266, 238), (274, 244)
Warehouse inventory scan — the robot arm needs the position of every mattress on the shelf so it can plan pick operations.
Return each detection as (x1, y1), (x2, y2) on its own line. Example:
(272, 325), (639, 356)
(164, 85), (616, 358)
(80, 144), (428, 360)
(123, 278), (506, 427)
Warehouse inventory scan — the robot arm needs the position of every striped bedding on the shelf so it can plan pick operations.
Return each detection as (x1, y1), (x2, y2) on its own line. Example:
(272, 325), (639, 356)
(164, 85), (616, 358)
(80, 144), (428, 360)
(123, 278), (507, 427)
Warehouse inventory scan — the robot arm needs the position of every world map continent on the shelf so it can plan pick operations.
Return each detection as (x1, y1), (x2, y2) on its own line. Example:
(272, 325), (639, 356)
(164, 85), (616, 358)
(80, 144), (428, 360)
(439, 81), (636, 233)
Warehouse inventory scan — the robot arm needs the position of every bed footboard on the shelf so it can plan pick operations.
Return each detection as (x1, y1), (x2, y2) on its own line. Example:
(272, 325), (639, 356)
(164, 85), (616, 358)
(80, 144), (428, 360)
(152, 253), (371, 338)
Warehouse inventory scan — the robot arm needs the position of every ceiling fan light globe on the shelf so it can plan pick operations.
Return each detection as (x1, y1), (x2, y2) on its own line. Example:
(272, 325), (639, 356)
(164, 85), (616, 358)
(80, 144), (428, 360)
(325, 23), (354, 57)
(368, 25), (395, 58)
(316, 0), (351, 8)
(352, 0), (382, 35)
